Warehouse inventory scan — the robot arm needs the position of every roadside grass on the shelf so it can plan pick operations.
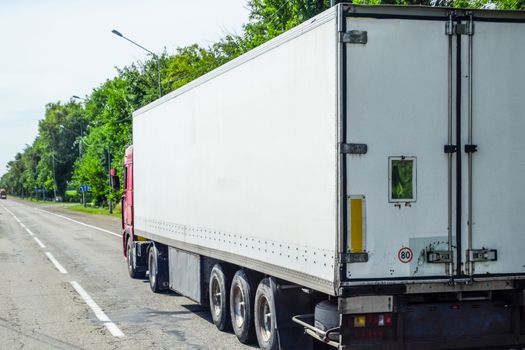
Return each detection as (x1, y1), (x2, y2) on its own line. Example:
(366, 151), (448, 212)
(14, 196), (121, 218)
(25, 198), (65, 205)
(65, 204), (121, 218)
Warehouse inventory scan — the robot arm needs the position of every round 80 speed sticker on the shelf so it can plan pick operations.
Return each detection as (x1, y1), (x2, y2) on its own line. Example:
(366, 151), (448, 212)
(398, 247), (413, 263)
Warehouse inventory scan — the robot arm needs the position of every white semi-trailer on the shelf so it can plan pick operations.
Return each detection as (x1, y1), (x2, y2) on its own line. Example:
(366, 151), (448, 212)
(119, 4), (525, 349)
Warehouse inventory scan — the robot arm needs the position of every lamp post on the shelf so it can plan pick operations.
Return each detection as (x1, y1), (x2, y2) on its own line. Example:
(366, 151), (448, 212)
(52, 153), (57, 201)
(59, 124), (83, 158)
(71, 95), (88, 207)
(111, 29), (162, 98)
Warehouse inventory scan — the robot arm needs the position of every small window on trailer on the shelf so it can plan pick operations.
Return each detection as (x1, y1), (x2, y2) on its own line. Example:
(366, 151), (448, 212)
(388, 156), (416, 203)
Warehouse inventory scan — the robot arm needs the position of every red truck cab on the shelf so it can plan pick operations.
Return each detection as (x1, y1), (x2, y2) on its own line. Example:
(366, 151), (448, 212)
(122, 145), (134, 255)
(121, 145), (151, 279)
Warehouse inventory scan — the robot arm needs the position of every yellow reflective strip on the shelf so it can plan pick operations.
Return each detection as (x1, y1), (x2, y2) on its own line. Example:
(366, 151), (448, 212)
(350, 198), (363, 253)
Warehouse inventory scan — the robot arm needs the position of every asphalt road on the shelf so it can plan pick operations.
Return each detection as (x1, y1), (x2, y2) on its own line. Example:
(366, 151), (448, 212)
(0, 199), (255, 350)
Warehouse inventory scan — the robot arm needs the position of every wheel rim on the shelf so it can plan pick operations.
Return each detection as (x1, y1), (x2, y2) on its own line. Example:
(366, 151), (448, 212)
(211, 276), (222, 318)
(257, 295), (272, 342)
(149, 249), (157, 287)
(232, 283), (245, 328)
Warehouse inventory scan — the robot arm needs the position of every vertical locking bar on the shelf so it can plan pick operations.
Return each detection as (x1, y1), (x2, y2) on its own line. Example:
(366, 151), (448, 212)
(466, 13), (475, 276)
(446, 12), (455, 278)
(455, 22), (463, 277)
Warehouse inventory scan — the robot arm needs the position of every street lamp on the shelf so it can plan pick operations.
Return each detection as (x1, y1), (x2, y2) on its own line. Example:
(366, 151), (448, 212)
(111, 29), (162, 98)
(72, 95), (86, 101)
(52, 153), (57, 201)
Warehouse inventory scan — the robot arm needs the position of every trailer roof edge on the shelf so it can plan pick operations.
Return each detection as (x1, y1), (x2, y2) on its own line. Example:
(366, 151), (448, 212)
(133, 6), (339, 118)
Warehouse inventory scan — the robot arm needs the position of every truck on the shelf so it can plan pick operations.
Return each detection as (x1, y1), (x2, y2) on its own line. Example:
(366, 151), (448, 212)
(0, 189), (7, 199)
(117, 4), (525, 349)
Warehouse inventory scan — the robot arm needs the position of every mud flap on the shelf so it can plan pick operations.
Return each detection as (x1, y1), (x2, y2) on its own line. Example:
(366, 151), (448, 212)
(272, 277), (328, 350)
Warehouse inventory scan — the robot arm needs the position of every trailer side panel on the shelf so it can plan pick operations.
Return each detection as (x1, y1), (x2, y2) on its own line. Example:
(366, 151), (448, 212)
(133, 14), (339, 294)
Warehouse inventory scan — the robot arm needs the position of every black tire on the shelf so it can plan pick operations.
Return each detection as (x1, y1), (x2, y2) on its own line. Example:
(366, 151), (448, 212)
(254, 278), (279, 350)
(127, 237), (145, 279)
(209, 264), (231, 331)
(148, 244), (169, 293)
(230, 270), (256, 343)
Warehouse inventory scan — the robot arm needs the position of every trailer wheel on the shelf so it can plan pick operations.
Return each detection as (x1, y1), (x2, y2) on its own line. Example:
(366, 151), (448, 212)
(254, 278), (278, 350)
(148, 244), (169, 293)
(127, 237), (145, 279)
(230, 270), (255, 343)
(209, 264), (231, 331)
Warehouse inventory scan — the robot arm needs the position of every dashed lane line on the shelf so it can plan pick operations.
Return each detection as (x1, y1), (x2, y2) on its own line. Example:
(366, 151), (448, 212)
(45, 252), (68, 274)
(3, 203), (125, 338)
(1, 204), (18, 220)
(33, 237), (46, 248)
(69, 281), (125, 338)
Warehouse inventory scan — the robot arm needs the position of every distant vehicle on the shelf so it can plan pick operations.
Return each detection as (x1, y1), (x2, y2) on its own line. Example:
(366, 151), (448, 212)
(0, 189), (6, 199)
(117, 4), (525, 350)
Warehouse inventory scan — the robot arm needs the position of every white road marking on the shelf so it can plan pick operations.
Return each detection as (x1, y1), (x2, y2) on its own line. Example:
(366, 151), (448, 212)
(69, 281), (125, 338)
(5, 202), (124, 338)
(45, 252), (68, 274)
(1, 204), (13, 215)
(33, 207), (120, 238)
(33, 237), (46, 248)
(104, 322), (125, 338)
(1, 204), (23, 225)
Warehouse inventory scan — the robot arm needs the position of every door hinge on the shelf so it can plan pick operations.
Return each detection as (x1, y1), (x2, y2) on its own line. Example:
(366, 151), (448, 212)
(341, 143), (367, 155)
(341, 252), (369, 263)
(464, 144), (478, 153)
(467, 249), (497, 262)
(341, 30), (367, 44)
(445, 22), (474, 36)
(444, 145), (458, 154)
(427, 250), (453, 264)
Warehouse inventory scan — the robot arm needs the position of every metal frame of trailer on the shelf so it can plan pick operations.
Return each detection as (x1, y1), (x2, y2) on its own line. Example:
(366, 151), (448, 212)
(133, 3), (525, 296)
(124, 4), (525, 349)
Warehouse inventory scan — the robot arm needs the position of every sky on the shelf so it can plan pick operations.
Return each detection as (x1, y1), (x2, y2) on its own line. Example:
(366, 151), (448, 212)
(0, 0), (250, 177)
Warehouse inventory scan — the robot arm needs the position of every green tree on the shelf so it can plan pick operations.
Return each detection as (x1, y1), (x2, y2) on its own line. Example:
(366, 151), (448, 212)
(243, 0), (331, 49)
(3, 0), (522, 204)
(37, 102), (88, 197)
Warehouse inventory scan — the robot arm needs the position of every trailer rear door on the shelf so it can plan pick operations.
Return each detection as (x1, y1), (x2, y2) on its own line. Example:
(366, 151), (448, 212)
(341, 9), (525, 282)
(461, 18), (525, 277)
(343, 13), (453, 281)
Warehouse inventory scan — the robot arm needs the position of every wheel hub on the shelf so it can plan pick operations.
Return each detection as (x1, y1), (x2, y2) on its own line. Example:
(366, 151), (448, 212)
(211, 277), (222, 317)
(232, 284), (245, 328)
(258, 295), (272, 342)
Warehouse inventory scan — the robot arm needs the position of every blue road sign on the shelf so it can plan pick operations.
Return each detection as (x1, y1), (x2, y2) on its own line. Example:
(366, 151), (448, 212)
(79, 185), (91, 192)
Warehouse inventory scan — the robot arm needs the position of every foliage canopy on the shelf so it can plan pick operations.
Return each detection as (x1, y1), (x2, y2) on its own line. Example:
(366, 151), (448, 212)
(1, 0), (522, 204)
